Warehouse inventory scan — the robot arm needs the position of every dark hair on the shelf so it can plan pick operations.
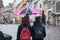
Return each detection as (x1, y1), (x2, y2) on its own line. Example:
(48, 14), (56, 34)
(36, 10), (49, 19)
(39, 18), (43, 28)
(35, 16), (41, 21)
(34, 16), (42, 26)
(22, 15), (30, 25)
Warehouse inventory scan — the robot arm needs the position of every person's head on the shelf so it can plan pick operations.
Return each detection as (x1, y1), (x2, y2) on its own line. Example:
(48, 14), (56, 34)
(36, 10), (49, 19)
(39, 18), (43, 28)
(22, 16), (30, 25)
(35, 16), (41, 21)
(42, 10), (44, 15)
(34, 16), (42, 26)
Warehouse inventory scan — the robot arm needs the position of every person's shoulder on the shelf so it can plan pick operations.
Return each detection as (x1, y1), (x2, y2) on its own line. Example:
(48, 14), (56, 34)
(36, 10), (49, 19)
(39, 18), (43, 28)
(41, 25), (45, 29)
(18, 25), (21, 27)
(31, 25), (35, 29)
(18, 24), (23, 28)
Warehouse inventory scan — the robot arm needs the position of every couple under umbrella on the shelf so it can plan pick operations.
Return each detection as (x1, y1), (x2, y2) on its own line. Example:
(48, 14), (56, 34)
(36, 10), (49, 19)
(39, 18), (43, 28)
(15, 7), (42, 16)
(16, 16), (46, 40)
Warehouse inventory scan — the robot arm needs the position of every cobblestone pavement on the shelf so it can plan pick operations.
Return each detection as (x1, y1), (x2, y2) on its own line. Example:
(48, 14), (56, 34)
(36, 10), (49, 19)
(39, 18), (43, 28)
(44, 25), (60, 40)
(0, 24), (60, 40)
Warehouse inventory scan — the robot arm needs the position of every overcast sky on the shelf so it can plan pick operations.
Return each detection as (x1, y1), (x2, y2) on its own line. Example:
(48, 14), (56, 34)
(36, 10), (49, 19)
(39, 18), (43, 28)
(3, 0), (14, 6)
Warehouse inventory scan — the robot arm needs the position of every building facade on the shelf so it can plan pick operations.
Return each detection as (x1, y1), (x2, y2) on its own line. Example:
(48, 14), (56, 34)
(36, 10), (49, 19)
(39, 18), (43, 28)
(3, 3), (14, 23)
(29, 0), (44, 22)
(44, 0), (60, 26)
(0, 0), (3, 23)
(54, 0), (60, 26)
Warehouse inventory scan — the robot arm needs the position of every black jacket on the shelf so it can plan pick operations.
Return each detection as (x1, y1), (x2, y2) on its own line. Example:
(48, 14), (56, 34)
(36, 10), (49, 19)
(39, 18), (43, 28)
(32, 20), (46, 40)
(0, 31), (5, 40)
(41, 14), (46, 25)
(16, 24), (32, 40)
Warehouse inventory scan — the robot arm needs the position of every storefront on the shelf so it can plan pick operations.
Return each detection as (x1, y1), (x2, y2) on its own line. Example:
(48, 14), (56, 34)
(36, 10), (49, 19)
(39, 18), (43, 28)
(55, 15), (60, 26)
(52, 14), (60, 26)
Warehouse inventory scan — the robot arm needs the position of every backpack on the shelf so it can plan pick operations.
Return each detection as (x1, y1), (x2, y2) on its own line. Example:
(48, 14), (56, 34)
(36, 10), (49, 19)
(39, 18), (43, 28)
(34, 25), (44, 38)
(20, 27), (31, 40)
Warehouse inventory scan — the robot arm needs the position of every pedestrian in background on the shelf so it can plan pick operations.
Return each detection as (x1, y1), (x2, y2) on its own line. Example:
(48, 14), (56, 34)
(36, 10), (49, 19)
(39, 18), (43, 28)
(41, 11), (46, 25)
(32, 17), (46, 40)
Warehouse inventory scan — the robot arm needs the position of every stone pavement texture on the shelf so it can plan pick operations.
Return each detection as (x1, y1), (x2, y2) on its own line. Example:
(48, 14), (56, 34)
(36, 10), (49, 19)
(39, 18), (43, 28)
(0, 24), (60, 40)
(44, 25), (60, 40)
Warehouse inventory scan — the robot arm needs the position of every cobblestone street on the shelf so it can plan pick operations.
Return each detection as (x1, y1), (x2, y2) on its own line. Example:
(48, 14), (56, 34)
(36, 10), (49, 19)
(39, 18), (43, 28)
(45, 25), (60, 40)
(0, 24), (60, 40)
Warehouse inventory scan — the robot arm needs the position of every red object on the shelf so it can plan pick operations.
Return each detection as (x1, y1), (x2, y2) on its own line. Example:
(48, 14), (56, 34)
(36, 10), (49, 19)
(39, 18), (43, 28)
(20, 27), (31, 40)
(22, 15), (30, 24)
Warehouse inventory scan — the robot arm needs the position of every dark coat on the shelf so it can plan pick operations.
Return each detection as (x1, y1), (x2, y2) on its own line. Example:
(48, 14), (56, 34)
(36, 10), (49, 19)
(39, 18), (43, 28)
(41, 13), (46, 25)
(16, 23), (32, 40)
(0, 31), (5, 40)
(32, 20), (46, 40)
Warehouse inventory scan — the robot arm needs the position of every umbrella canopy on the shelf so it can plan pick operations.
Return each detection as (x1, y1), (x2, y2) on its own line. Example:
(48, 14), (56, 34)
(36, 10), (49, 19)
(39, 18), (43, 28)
(15, 7), (25, 15)
(15, 7), (42, 15)
(30, 8), (42, 14)
(21, 8), (32, 15)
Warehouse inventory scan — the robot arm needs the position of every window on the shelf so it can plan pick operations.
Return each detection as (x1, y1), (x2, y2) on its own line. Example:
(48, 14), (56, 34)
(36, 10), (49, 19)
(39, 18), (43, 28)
(52, 1), (55, 5)
(48, 2), (52, 9)
(34, 2), (37, 8)
(40, 4), (42, 8)
(48, 11), (52, 19)
(23, 4), (26, 7)
(56, 2), (60, 12)
(34, 4), (36, 8)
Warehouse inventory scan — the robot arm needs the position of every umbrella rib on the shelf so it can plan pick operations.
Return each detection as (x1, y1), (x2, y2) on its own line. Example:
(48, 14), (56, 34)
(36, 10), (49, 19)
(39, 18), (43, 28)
(26, 8), (28, 14)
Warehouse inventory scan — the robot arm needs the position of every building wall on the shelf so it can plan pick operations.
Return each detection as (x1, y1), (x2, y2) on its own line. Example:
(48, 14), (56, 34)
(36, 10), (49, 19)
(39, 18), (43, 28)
(16, 0), (27, 10)
(53, 0), (60, 25)
(0, 0), (3, 23)
(26, 0), (44, 22)
(0, 0), (3, 8)
(13, 0), (22, 8)
(44, 2), (48, 24)
(0, 8), (3, 22)
(3, 4), (14, 23)
(55, 16), (60, 25)
(56, 0), (60, 14)
(46, 0), (60, 25)
(43, 0), (60, 25)
(32, 0), (44, 10)
(54, 0), (60, 25)
(37, 0), (44, 10)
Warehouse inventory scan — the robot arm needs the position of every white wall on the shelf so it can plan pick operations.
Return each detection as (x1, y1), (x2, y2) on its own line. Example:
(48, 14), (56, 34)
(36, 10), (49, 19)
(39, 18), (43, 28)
(56, 0), (60, 2)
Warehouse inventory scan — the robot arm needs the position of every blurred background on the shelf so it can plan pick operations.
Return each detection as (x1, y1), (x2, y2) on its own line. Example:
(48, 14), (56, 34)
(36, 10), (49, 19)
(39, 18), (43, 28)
(0, 0), (60, 26)
(0, 0), (60, 40)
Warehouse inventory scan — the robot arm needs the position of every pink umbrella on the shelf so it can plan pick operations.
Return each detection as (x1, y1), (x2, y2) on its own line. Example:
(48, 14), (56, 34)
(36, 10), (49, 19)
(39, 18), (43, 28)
(15, 7), (25, 15)
(15, 7), (42, 15)
(30, 8), (42, 14)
